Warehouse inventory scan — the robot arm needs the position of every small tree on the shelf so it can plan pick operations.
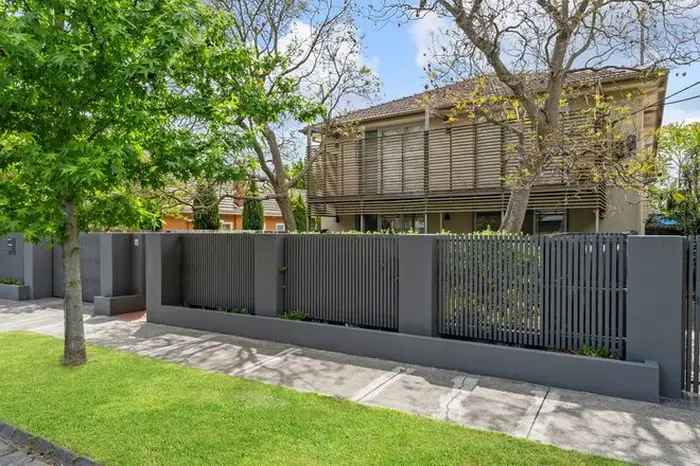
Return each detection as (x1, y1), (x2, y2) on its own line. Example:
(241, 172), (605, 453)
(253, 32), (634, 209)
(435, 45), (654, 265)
(650, 123), (700, 234)
(211, 0), (380, 231)
(192, 184), (221, 230)
(0, 0), (301, 364)
(242, 182), (264, 230)
(291, 193), (309, 232)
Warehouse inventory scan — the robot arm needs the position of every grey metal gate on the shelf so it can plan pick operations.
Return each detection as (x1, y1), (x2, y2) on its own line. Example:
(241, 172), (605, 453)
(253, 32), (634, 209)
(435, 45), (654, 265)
(437, 234), (628, 357)
(685, 237), (700, 394)
(284, 234), (400, 330)
(180, 233), (255, 312)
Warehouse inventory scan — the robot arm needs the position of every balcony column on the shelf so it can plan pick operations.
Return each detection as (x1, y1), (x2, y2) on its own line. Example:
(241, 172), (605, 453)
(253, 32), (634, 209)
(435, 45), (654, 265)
(595, 208), (600, 232)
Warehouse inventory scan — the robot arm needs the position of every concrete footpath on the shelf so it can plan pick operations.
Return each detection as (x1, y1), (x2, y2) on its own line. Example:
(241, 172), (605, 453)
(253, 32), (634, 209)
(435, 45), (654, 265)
(1, 299), (699, 466)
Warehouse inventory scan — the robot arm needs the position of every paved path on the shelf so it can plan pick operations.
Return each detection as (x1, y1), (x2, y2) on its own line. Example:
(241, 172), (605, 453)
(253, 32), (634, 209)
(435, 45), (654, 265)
(0, 437), (51, 466)
(1, 299), (700, 466)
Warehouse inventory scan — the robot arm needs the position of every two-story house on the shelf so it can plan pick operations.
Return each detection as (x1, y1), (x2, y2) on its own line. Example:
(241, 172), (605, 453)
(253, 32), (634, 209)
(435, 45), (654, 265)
(306, 69), (667, 234)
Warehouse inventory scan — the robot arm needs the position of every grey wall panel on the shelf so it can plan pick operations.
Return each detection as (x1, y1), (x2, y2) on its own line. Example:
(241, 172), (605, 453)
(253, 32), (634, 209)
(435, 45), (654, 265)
(131, 234), (146, 296)
(149, 306), (660, 402)
(161, 234), (182, 306)
(0, 234), (25, 282)
(52, 246), (63, 298)
(25, 241), (53, 299)
(53, 233), (101, 302)
(111, 234), (133, 296)
(628, 235), (684, 399)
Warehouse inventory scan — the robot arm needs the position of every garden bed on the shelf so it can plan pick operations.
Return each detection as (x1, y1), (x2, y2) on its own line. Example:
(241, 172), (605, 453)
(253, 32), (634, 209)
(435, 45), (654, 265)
(0, 283), (30, 301)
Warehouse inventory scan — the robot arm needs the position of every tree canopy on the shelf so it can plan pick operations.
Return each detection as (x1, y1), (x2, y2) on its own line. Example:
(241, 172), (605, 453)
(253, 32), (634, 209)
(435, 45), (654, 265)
(385, 0), (700, 232)
(0, 0), (319, 364)
(650, 123), (700, 234)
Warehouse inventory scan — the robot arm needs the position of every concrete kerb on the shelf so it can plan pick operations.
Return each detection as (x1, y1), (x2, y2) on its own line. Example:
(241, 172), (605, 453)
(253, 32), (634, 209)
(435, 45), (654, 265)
(0, 421), (99, 466)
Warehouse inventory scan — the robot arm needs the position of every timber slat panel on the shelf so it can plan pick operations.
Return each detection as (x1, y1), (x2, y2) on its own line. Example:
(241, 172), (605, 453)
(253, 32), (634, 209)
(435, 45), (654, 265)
(310, 113), (605, 215)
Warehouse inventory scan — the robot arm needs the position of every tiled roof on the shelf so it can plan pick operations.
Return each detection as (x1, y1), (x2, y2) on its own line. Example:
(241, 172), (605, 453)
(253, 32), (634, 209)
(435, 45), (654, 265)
(181, 190), (307, 216)
(332, 69), (661, 124)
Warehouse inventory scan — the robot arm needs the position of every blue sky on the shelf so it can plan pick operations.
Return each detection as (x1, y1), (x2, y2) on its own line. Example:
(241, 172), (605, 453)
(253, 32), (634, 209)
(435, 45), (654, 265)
(358, 18), (700, 126)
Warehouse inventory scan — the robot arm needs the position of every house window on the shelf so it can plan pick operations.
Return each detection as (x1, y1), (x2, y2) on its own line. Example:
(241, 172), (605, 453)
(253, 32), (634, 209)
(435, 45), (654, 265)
(474, 212), (501, 232)
(220, 222), (233, 231)
(378, 214), (425, 233)
(536, 211), (567, 234)
(275, 223), (286, 232)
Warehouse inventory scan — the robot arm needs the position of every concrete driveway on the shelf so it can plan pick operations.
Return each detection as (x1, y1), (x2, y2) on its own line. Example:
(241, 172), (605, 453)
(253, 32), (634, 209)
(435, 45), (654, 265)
(1, 298), (699, 466)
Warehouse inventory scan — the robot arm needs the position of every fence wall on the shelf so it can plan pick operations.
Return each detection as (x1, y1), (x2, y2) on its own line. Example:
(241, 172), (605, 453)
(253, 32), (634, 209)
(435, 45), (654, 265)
(0, 234), (53, 300)
(686, 237), (700, 394)
(0, 233), (144, 313)
(147, 232), (673, 402)
(53, 234), (101, 302)
(0, 234), (25, 283)
(437, 235), (627, 357)
(284, 235), (399, 330)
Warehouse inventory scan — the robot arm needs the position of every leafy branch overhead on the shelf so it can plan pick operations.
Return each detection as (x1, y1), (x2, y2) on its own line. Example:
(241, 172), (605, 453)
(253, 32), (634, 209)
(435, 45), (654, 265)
(383, 0), (700, 232)
(0, 0), (323, 365)
(210, 0), (381, 231)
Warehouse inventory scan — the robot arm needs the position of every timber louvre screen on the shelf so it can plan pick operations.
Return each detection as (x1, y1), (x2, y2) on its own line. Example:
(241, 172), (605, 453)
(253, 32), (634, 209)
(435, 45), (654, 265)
(437, 234), (628, 357)
(284, 234), (400, 331)
(181, 233), (255, 312)
(685, 236), (700, 394)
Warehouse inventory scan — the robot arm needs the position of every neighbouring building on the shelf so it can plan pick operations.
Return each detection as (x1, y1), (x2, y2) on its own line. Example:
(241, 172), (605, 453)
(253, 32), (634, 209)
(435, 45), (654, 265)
(307, 69), (667, 234)
(163, 197), (287, 232)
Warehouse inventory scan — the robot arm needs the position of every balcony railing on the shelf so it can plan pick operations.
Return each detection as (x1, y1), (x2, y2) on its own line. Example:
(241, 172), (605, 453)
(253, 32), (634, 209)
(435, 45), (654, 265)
(308, 115), (611, 201)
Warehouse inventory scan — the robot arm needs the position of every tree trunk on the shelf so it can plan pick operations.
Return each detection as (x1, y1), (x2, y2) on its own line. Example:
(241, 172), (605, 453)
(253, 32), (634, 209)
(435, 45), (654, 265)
(62, 201), (87, 366)
(275, 191), (297, 232)
(261, 126), (298, 232)
(500, 187), (531, 233)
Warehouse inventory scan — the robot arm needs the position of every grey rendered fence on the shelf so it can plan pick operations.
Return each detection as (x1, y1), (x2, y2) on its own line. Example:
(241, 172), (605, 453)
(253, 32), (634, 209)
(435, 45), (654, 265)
(0, 234), (25, 283)
(180, 233), (255, 312)
(685, 236), (700, 394)
(284, 234), (400, 330)
(437, 234), (628, 357)
(52, 233), (101, 301)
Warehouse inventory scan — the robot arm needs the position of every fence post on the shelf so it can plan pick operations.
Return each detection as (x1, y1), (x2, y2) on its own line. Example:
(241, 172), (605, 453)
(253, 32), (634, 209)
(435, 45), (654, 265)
(398, 235), (437, 336)
(627, 235), (684, 399)
(99, 233), (115, 297)
(22, 241), (53, 299)
(145, 233), (162, 314)
(254, 234), (285, 317)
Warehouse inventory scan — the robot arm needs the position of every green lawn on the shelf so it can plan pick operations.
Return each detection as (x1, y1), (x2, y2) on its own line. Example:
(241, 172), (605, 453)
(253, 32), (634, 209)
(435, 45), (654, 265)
(0, 332), (626, 466)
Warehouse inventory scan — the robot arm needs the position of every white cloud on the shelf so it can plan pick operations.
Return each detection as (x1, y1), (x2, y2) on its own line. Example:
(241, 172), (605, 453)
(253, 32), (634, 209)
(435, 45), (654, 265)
(409, 12), (454, 71)
(663, 105), (700, 125)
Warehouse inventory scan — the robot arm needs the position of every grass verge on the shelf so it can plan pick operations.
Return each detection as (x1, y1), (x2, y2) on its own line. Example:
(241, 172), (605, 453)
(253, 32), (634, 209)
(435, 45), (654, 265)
(0, 332), (626, 466)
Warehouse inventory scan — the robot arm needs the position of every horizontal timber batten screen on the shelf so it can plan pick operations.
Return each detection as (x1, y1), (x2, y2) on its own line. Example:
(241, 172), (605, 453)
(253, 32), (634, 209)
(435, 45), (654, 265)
(181, 233), (255, 312)
(685, 236), (700, 394)
(437, 234), (628, 357)
(284, 234), (400, 331)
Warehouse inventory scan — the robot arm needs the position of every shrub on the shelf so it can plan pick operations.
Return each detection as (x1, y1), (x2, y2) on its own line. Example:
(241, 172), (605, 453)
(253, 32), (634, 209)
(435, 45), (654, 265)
(280, 310), (306, 321)
(0, 277), (23, 286)
(242, 181), (264, 230)
(576, 346), (613, 359)
(291, 193), (308, 231)
(192, 184), (220, 230)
